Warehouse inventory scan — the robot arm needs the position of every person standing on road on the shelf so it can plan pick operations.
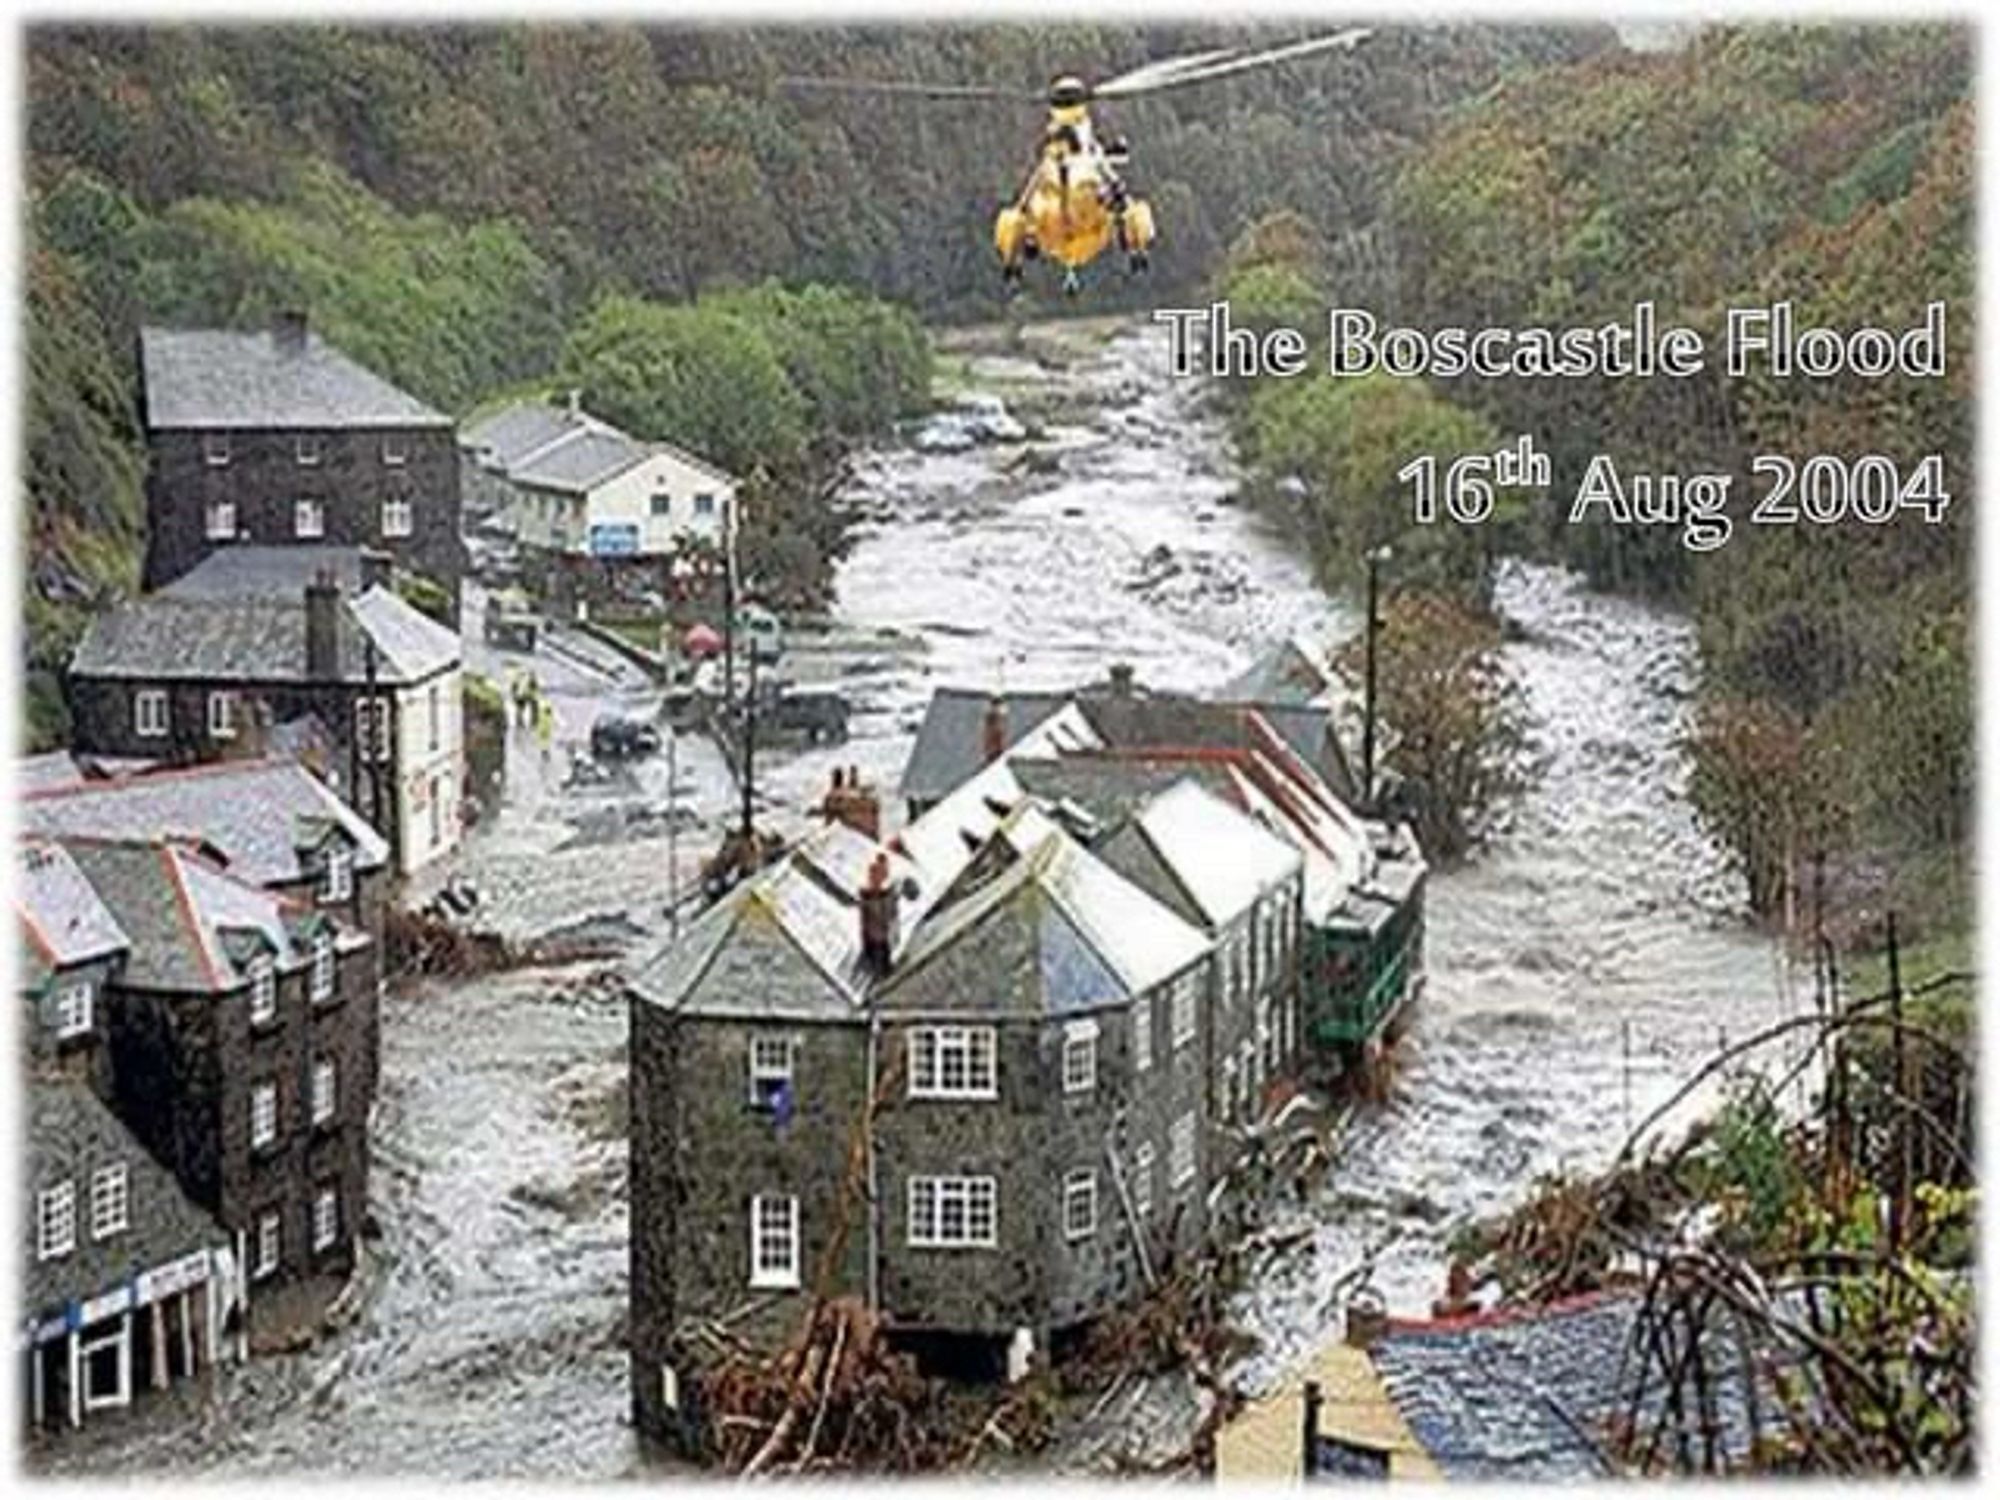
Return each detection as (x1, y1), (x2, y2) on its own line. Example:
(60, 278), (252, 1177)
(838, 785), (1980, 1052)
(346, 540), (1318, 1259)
(536, 694), (555, 773)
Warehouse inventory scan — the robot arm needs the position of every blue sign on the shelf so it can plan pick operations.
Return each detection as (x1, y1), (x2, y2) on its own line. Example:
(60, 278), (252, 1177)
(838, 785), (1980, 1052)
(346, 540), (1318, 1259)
(589, 522), (641, 557)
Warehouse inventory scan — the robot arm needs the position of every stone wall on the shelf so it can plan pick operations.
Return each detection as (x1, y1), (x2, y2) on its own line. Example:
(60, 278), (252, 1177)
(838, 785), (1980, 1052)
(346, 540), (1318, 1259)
(142, 425), (465, 608)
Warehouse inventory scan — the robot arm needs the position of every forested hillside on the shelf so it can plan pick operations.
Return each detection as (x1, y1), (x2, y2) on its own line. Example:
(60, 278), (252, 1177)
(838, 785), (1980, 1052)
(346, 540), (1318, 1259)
(1224, 24), (1972, 937)
(22, 20), (1612, 747)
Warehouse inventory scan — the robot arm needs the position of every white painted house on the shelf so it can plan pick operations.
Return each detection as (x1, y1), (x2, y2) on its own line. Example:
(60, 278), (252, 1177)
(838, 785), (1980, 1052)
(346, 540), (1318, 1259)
(461, 398), (738, 563)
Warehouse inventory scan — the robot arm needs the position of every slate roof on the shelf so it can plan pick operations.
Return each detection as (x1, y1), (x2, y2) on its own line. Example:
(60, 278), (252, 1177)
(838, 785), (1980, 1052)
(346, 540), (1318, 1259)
(26, 1075), (231, 1318)
(461, 400), (588, 470)
(509, 424), (648, 494)
(17, 839), (130, 984)
(57, 839), (326, 994)
(18, 752), (87, 794)
(156, 544), (371, 602)
(140, 325), (450, 431)
(883, 803), (1209, 1017)
(72, 581), (458, 686)
(630, 782), (1208, 1024)
(1130, 779), (1302, 930)
(898, 674), (1346, 809)
(1369, 1292), (1789, 1480)
(1218, 635), (1336, 706)
(21, 758), (389, 887)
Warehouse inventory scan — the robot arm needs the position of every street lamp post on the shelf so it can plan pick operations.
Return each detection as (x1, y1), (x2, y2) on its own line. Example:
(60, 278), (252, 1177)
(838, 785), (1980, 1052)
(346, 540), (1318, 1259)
(1360, 544), (1392, 816)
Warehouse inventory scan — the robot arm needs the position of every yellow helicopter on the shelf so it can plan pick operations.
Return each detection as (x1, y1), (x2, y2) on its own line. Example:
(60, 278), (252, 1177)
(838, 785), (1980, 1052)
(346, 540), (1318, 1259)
(784, 29), (1371, 295)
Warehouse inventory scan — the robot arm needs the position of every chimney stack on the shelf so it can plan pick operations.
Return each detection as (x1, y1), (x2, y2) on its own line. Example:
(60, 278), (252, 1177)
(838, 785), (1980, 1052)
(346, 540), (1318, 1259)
(275, 308), (309, 350)
(358, 547), (394, 592)
(858, 853), (899, 974)
(305, 568), (342, 682)
(1108, 662), (1136, 698)
(981, 694), (1007, 765)
(818, 765), (881, 841)
(1344, 1288), (1387, 1349)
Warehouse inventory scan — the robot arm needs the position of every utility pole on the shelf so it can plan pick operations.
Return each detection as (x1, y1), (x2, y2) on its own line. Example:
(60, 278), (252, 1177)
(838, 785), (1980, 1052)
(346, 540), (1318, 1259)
(666, 725), (680, 940)
(740, 648), (758, 843)
(1360, 544), (1391, 815)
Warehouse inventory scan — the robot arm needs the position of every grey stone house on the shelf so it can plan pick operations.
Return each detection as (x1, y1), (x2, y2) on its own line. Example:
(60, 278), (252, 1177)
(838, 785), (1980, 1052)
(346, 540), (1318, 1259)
(137, 317), (464, 611)
(626, 802), (1217, 1453)
(24, 1075), (240, 1434)
(18, 829), (379, 1343)
(66, 547), (465, 874)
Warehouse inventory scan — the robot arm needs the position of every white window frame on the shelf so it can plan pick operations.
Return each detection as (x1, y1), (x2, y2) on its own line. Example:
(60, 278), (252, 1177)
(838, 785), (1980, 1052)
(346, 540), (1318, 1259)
(295, 434), (323, 467)
(207, 690), (238, 741)
(907, 1025), (998, 1100)
(55, 981), (95, 1040)
(381, 435), (409, 468)
(906, 1175), (998, 1249)
(1131, 995), (1152, 1074)
(248, 955), (277, 1026)
(1062, 1169), (1098, 1242)
(250, 1080), (278, 1152)
(1170, 1111), (1197, 1188)
(311, 1057), (337, 1126)
(1172, 972), (1198, 1050)
(381, 496), (413, 538)
(254, 1211), (281, 1280)
(90, 1162), (130, 1240)
(205, 498), (237, 540)
(747, 1035), (796, 1110)
(294, 497), (325, 539)
(321, 845), (353, 904)
(749, 1194), (801, 1289)
(202, 433), (231, 467)
(1062, 1026), (1097, 1095)
(313, 1185), (339, 1252)
(310, 932), (335, 1003)
(1132, 1143), (1156, 1218)
(134, 688), (168, 739)
(38, 1180), (76, 1260)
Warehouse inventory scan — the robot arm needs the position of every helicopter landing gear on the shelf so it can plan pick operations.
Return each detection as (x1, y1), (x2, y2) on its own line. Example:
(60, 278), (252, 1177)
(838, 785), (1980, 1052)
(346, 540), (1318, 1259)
(1126, 250), (1150, 275)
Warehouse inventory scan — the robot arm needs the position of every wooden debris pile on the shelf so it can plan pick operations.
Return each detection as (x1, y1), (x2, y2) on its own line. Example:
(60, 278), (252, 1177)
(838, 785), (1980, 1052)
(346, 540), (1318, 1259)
(685, 1297), (1003, 1474)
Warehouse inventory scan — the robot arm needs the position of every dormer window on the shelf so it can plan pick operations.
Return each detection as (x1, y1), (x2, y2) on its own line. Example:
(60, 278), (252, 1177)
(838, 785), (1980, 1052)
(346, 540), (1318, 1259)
(321, 846), (353, 904)
(202, 433), (231, 467)
(296, 434), (323, 467)
(54, 980), (95, 1040)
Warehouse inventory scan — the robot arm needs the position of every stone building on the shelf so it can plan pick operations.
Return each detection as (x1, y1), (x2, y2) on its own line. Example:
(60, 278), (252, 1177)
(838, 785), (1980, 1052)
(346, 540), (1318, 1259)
(903, 668), (1428, 1064)
(137, 316), (464, 611)
(66, 547), (465, 874)
(626, 794), (1223, 1453)
(24, 1076), (240, 1434)
(18, 820), (380, 1346)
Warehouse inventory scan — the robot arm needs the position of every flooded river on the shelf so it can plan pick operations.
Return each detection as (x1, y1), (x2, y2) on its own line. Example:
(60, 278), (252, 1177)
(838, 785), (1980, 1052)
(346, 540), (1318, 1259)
(40, 321), (1795, 1476)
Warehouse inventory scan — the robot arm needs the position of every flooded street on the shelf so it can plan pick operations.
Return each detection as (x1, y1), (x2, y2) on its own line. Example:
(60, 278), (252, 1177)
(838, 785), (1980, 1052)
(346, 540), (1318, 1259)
(43, 320), (1796, 1476)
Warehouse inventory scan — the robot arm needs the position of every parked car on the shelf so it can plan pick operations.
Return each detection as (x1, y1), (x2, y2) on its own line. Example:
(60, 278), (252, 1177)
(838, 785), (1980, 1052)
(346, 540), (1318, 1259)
(483, 588), (542, 651)
(755, 681), (851, 745)
(590, 715), (663, 760)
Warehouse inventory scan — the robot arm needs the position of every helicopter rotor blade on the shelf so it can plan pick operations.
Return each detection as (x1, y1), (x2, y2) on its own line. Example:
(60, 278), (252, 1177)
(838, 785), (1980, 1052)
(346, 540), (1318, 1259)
(1093, 28), (1372, 99)
(776, 74), (1035, 103)
(1087, 47), (1239, 98)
